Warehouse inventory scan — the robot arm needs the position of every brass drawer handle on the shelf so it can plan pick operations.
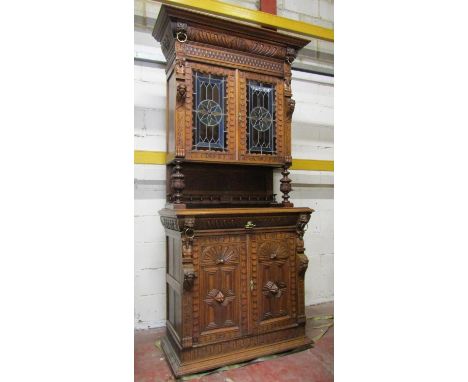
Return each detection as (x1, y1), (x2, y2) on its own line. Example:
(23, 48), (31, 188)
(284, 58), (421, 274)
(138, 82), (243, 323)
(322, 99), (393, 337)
(245, 221), (256, 229)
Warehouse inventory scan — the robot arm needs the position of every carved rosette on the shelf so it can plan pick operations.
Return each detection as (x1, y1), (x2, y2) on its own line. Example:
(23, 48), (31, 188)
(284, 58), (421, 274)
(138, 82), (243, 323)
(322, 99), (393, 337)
(262, 281), (287, 298)
(205, 288), (235, 307)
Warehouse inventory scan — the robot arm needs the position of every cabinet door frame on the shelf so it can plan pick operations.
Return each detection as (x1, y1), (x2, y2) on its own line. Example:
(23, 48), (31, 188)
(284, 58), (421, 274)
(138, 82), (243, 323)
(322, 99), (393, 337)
(248, 231), (298, 334)
(238, 71), (285, 165)
(184, 62), (237, 162)
(192, 233), (248, 345)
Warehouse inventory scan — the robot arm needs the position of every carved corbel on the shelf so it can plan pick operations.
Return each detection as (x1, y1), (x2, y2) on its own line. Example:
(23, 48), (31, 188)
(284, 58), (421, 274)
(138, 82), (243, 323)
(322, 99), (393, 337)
(182, 216), (196, 292)
(183, 267), (197, 291)
(297, 253), (309, 277)
(285, 47), (297, 64)
(296, 213), (310, 240)
(182, 217), (195, 250)
(176, 83), (187, 103)
(286, 98), (296, 120)
(175, 58), (186, 76)
(296, 213), (311, 278)
(284, 77), (291, 93)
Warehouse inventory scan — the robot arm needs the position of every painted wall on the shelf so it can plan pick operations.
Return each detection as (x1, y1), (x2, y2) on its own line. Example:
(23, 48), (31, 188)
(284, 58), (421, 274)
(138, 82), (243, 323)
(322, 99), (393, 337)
(134, 1), (334, 329)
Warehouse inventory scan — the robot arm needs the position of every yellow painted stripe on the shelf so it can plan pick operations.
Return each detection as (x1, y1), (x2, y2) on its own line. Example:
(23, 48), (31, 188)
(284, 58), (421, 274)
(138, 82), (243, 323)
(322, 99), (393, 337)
(134, 151), (334, 171)
(291, 159), (334, 172)
(134, 150), (167, 164)
(159, 0), (334, 42)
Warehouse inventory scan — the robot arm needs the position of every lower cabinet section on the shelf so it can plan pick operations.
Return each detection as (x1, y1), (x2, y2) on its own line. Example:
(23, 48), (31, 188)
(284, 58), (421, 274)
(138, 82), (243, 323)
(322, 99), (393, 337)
(159, 207), (313, 377)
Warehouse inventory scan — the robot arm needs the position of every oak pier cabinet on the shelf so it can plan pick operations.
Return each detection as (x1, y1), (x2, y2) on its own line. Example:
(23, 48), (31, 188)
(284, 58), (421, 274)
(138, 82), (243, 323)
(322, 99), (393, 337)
(154, 5), (313, 377)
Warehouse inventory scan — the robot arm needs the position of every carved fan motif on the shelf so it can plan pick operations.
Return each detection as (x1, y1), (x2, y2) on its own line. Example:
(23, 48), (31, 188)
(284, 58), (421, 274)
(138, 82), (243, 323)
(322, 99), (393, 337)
(202, 245), (239, 265)
(258, 241), (288, 261)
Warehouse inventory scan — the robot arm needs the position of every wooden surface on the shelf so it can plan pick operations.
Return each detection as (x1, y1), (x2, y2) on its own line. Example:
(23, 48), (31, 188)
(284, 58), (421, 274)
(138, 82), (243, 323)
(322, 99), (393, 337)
(153, 4), (313, 377)
(154, 4), (306, 169)
(159, 208), (313, 376)
(160, 206), (312, 217)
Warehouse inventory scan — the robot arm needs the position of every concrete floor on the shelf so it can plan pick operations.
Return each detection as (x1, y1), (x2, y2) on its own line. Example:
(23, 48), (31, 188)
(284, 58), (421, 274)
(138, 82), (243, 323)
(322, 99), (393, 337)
(135, 302), (333, 382)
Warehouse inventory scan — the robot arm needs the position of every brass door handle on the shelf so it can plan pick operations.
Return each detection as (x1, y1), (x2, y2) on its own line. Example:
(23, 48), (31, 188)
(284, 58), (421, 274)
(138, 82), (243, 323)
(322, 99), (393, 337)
(245, 221), (256, 229)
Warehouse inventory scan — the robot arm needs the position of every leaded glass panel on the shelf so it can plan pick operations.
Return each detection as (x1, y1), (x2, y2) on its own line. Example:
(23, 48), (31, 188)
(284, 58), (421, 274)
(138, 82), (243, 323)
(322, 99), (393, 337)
(192, 72), (227, 151)
(247, 81), (276, 154)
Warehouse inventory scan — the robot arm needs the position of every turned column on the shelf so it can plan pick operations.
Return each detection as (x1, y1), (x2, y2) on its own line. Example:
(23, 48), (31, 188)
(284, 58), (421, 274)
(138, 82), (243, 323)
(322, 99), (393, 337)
(171, 159), (185, 208)
(280, 161), (294, 207)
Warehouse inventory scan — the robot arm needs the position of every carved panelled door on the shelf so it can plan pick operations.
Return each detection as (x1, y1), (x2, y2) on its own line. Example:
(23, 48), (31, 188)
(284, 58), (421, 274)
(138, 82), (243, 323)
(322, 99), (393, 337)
(194, 234), (248, 344)
(249, 232), (297, 333)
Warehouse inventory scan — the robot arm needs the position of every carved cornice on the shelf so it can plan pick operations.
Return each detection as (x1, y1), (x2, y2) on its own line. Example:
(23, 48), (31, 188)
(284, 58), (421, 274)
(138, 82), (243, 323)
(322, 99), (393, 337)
(186, 26), (287, 60)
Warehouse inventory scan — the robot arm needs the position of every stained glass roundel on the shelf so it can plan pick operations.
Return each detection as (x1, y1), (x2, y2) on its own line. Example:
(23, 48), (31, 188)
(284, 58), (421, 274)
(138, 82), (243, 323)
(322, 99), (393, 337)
(197, 99), (223, 126)
(250, 106), (272, 132)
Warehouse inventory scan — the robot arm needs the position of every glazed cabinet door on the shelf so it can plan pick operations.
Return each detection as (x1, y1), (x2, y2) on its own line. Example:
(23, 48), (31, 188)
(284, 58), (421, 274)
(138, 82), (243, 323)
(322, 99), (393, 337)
(183, 62), (237, 162)
(192, 234), (248, 344)
(249, 232), (298, 333)
(238, 71), (286, 165)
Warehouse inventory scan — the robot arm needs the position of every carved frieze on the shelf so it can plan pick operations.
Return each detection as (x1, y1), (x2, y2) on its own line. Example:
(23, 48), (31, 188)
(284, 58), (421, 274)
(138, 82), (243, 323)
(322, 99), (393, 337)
(191, 214), (298, 230)
(184, 44), (283, 75)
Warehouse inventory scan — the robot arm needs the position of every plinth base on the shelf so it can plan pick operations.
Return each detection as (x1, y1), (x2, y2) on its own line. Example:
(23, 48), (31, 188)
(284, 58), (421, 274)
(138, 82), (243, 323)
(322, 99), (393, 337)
(161, 332), (312, 377)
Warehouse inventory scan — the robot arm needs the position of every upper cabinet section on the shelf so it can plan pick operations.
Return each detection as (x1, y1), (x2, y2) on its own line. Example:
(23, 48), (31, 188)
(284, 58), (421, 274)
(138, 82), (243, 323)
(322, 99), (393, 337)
(153, 5), (309, 167)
